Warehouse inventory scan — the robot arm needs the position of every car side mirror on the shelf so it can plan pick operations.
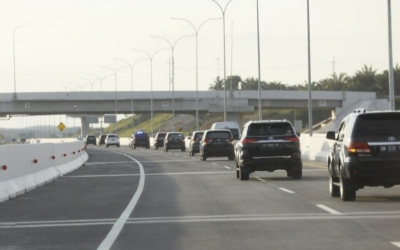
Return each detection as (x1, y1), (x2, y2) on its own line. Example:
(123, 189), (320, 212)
(326, 131), (336, 140)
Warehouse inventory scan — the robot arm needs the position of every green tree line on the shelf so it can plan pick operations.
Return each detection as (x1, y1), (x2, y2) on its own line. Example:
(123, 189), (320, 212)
(209, 64), (400, 97)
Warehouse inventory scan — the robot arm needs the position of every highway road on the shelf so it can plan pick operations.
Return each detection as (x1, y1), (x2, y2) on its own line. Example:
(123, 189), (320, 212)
(1, 146), (400, 250)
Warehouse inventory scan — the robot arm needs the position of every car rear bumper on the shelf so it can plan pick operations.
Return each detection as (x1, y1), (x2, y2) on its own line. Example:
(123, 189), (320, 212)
(343, 161), (400, 188)
(202, 147), (233, 157)
(165, 143), (184, 149)
(239, 157), (302, 173)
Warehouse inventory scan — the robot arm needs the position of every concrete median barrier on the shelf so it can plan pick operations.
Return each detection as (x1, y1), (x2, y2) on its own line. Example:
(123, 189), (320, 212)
(0, 141), (88, 203)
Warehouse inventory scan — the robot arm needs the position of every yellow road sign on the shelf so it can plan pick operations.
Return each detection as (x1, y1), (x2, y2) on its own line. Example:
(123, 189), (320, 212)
(57, 122), (66, 131)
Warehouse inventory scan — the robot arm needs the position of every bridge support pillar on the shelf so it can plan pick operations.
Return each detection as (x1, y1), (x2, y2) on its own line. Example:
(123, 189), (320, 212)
(226, 112), (245, 128)
(81, 117), (90, 137)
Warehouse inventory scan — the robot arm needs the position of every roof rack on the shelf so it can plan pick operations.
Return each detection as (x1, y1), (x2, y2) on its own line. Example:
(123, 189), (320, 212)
(353, 108), (367, 113)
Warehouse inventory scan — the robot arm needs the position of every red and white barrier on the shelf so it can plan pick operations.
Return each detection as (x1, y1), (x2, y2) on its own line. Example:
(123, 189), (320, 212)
(0, 141), (88, 202)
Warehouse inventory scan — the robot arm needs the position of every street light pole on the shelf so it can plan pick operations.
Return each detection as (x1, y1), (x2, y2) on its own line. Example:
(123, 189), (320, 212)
(115, 58), (149, 134)
(87, 74), (112, 91)
(256, 0), (262, 121)
(211, 0), (234, 122)
(131, 49), (168, 136)
(151, 35), (194, 130)
(69, 82), (90, 91)
(172, 17), (221, 131)
(387, 0), (395, 110)
(13, 26), (21, 100)
(79, 77), (96, 91)
(99, 66), (128, 135)
(307, 0), (313, 136)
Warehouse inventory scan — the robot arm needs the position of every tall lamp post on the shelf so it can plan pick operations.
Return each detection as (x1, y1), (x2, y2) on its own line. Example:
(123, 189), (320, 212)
(79, 77), (96, 91)
(387, 0), (395, 110)
(307, 0), (313, 136)
(256, 0), (262, 120)
(99, 65), (128, 135)
(151, 35), (194, 130)
(13, 26), (21, 100)
(69, 82), (90, 91)
(131, 49), (168, 136)
(87, 74), (112, 91)
(171, 17), (221, 131)
(115, 58), (149, 134)
(211, 0), (234, 121)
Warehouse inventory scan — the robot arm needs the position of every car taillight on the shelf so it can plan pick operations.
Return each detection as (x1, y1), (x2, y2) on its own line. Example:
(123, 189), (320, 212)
(284, 136), (299, 142)
(241, 138), (258, 144)
(347, 141), (370, 153)
(225, 138), (233, 142)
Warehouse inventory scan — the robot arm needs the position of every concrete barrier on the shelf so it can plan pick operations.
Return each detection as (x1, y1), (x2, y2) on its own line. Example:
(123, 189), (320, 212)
(0, 141), (88, 203)
(300, 133), (333, 163)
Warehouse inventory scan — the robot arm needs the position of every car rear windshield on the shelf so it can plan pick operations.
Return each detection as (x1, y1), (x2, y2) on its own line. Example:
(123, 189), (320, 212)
(206, 131), (231, 139)
(247, 123), (294, 136)
(194, 133), (204, 140)
(157, 133), (166, 139)
(168, 133), (183, 139)
(87, 136), (95, 139)
(108, 135), (117, 138)
(353, 113), (400, 137)
(135, 132), (149, 138)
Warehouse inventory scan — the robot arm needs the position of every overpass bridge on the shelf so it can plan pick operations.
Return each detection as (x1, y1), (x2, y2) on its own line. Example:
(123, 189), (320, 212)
(0, 90), (377, 135)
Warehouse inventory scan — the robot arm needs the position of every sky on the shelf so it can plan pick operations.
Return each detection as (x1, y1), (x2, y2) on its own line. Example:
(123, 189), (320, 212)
(0, 0), (399, 130)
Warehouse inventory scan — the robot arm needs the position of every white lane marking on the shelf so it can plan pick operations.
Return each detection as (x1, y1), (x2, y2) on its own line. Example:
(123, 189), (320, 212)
(391, 242), (400, 248)
(7, 212), (400, 229)
(97, 152), (145, 250)
(316, 204), (341, 215)
(256, 177), (266, 182)
(67, 171), (232, 178)
(224, 166), (231, 170)
(86, 159), (197, 165)
(279, 188), (295, 194)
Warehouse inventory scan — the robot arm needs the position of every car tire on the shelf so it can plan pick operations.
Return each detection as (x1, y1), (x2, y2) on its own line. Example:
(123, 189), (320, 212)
(228, 155), (234, 161)
(329, 174), (340, 197)
(239, 168), (249, 181)
(236, 162), (240, 179)
(201, 154), (206, 161)
(155, 146), (158, 150)
(146, 146), (149, 149)
(292, 169), (302, 180)
(340, 177), (356, 201)
(133, 145), (136, 149)
(106, 144), (109, 148)
(286, 170), (293, 177)
(181, 148), (185, 152)
(165, 147), (169, 152)
(117, 144), (120, 147)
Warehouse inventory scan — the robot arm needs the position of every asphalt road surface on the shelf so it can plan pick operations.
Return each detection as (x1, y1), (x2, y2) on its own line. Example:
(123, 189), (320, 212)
(1, 146), (400, 250)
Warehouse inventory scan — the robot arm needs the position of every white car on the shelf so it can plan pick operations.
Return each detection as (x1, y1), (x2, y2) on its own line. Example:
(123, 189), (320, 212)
(105, 134), (120, 147)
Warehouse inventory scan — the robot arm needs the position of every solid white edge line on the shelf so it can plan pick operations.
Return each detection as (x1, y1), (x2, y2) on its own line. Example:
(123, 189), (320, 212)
(391, 242), (400, 248)
(279, 188), (295, 194)
(316, 204), (341, 215)
(97, 152), (145, 250)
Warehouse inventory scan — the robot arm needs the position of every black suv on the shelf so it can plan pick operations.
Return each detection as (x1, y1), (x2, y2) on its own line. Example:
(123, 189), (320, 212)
(130, 131), (150, 149)
(235, 120), (302, 181)
(85, 135), (97, 146)
(164, 132), (185, 152)
(98, 134), (107, 146)
(153, 132), (167, 150)
(200, 130), (234, 161)
(326, 109), (400, 201)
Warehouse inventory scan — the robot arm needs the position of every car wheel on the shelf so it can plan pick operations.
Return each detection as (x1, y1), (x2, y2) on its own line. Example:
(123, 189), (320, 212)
(236, 162), (240, 179)
(146, 146), (149, 149)
(292, 169), (302, 180)
(329, 173), (340, 197)
(286, 170), (293, 177)
(165, 147), (169, 152)
(201, 154), (206, 161)
(239, 168), (249, 181)
(228, 154), (234, 161)
(155, 146), (158, 150)
(181, 148), (185, 152)
(133, 145), (136, 149)
(117, 144), (120, 147)
(106, 144), (109, 148)
(340, 177), (356, 201)
(189, 151), (193, 156)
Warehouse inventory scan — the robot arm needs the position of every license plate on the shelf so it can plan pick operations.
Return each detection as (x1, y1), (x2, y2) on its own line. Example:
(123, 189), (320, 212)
(263, 143), (279, 149)
(381, 146), (397, 153)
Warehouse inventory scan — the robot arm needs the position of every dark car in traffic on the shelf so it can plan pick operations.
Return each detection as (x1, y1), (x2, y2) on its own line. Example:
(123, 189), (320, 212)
(85, 135), (97, 146)
(188, 131), (204, 156)
(200, 129), (234, 161)
(164, 132), (185, 152)
(153, 132), (166, 150)
(235, 120), (302, 181)
(326, 109), (400, 201)
(129, 131), (150, 149)
(98, 134), (107, 146)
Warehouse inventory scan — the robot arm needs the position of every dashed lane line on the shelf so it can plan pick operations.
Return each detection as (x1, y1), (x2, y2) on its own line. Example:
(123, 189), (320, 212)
(279, 188), (295, 194)
(391, 242), (400, 248)
(256, 177), (266, 182)
(316, 204), (341, 215)
(224, 166), (231, 170)
(67, 171), (232, 178)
